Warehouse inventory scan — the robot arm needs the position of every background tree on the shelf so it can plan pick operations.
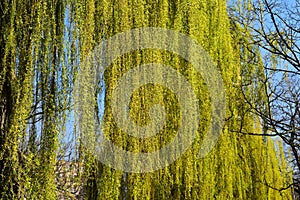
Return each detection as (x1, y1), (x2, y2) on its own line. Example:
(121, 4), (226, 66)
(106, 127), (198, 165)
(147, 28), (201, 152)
(229, 0), (300, 197)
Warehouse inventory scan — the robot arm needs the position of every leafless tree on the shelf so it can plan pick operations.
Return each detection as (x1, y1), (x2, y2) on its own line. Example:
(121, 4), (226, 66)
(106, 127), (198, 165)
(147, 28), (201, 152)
(229, 0), (300, 198)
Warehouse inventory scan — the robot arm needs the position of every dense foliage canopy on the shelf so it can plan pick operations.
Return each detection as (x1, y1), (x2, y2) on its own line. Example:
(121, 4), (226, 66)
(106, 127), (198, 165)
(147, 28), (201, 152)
(0, 0), (293, 199)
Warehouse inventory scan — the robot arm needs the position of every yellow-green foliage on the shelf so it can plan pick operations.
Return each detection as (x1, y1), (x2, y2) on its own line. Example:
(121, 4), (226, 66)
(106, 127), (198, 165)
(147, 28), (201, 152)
(0, 0), (292, 199)
(72, 0), (292, 199)
(0, 0), (69, 199)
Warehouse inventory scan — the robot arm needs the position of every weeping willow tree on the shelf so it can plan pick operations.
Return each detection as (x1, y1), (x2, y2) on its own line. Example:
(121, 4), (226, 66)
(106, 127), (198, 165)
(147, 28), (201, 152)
(0, 0), (74, 199)
(75, 0), (292, 199)
(0, 0), (292, 199)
